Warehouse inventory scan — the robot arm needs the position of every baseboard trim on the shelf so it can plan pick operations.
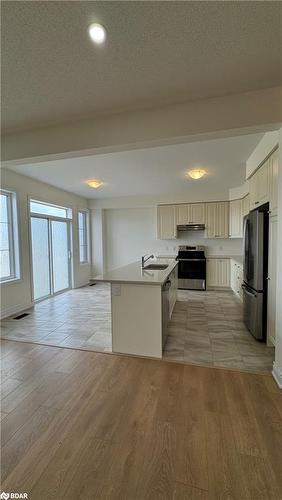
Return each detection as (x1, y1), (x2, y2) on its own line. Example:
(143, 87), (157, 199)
(1, 302), (34, 320)
(272, 362), (282, 389)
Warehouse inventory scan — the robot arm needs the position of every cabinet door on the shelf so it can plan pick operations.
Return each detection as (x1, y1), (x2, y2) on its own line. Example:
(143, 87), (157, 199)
(216, 259), (230, 287)
(189, 203), (205, 224)
(242, 194), (250, 218)
(269, 150), (279, 216)
(157, 205), (176, 239)
(205, 203), (216, 238)
(249, 171), (259, 210)
(176, 204), (189, 225)
(229, 200), (243, 238)
(267, 216), (278, 345)
(206, 259), (217, 287)
(257, 159), (269, 206)
(230, 259), (237, 292)
(215, 202), (229, 238)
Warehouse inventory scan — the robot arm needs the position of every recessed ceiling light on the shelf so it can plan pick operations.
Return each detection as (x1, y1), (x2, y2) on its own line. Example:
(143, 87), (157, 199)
(86, 179), (104, 189)
(88, 23), (107, 44)
(187, 169), (206, 180)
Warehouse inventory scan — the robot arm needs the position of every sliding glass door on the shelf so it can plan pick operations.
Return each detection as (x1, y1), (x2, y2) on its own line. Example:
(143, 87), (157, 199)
(30, 217), (51, 301)
(31, 216), (71, 301)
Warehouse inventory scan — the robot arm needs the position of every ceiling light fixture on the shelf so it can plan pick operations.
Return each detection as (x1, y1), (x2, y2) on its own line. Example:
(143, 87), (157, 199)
(86, 179), (104, 189)
(88, 23), (107, 44)
(187, 169), (206, 180)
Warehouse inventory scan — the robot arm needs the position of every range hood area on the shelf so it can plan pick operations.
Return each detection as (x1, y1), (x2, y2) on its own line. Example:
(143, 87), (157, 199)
(177, 224), (205, 232)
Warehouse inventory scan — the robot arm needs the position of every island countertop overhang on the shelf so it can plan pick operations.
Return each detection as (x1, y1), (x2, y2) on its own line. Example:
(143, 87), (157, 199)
(91, 259), (178, 286)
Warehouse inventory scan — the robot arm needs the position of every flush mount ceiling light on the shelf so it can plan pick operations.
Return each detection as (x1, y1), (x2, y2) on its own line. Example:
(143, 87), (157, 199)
(187, 169), (206, 180)
(88, 23), (107, 44)
(86, 179), (104, 189)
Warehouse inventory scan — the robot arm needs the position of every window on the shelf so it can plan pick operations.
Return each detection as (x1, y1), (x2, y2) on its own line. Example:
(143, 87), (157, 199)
(78, 211), (88, 264)
(0, 190), (20, 282)
(30, 200), (72, 219)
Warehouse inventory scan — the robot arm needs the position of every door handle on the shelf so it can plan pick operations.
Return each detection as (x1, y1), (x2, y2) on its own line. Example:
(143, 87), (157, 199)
(242, 284), (257, 298)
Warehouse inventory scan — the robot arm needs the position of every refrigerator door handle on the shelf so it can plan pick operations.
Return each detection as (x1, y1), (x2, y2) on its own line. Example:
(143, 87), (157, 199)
(242, 284), (257, 298)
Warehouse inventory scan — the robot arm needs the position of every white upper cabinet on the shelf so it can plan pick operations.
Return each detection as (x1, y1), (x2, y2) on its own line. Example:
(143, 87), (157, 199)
(249, 158), (270, 210)
(205, 202), (229, 238)
(176, 203), (205, 225)
(176, 204), (189, 225)
(242, 194), (250, 218)
(269, 149), (279, 216)
(229, 199), (243, 238)
(157, 205), (176, 239)
(189, 203), (205, 224)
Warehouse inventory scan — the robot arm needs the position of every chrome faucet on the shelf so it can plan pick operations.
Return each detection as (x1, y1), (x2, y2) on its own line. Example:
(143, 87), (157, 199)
(141, 254), (154, 269)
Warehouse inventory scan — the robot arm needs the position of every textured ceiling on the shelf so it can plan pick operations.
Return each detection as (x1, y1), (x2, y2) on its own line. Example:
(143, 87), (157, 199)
(8, 133), (264, 199)
(2, 1), (282, 133)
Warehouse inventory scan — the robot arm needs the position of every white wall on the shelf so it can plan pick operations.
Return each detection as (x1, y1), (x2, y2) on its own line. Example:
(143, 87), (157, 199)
(273, 127), (282, 388)
(246, 131), (279, 178)
(104, 208), (243, 272)
(1, 169), (91, 318)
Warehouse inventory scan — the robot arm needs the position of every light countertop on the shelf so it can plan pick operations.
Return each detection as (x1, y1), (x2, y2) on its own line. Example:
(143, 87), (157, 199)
(206, 255), (243, 265)
(92, 259), (178, 286)
(157, 254), (244, 265)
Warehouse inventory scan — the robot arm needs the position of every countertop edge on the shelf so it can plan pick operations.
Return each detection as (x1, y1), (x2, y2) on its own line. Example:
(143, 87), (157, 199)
(91, 260), (178, 286)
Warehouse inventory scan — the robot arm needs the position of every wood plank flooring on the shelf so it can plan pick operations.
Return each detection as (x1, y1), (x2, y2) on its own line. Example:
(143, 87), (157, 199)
(1, 340), (282, 499)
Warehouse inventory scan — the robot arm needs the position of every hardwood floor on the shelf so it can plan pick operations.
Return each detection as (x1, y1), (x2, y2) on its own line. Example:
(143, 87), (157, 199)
(1, 339), (282, 499)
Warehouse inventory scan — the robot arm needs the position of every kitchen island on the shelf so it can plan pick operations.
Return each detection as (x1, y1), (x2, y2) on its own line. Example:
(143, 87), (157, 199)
(92, 259), (178, 358)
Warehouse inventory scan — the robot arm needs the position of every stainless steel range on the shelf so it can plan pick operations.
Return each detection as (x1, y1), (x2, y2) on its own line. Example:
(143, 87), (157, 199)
(176, 245), (206, 290)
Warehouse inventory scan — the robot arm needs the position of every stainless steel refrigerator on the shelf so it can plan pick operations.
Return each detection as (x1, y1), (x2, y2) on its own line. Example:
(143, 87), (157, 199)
(242, 207), (269, 341)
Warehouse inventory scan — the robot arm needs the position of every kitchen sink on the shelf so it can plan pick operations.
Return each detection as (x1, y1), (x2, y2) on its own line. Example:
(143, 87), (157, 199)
(144, 264), (168, 270)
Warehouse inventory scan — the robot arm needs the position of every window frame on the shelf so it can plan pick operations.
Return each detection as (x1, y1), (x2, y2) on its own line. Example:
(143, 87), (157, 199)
(78, 210), (89, 265)
(0, 189), (20, 283)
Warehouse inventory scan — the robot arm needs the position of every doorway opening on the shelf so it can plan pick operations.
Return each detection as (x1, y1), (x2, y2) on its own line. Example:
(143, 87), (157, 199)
(30, 200), (72, 302)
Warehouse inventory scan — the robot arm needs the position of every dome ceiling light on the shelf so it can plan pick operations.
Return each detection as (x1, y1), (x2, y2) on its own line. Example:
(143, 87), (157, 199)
(86, 179), (104, 188)
(187, 169), (206, 180)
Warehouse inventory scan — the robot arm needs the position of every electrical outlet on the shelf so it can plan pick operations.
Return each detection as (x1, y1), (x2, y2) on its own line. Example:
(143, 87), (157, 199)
(112, 284), (121, 296)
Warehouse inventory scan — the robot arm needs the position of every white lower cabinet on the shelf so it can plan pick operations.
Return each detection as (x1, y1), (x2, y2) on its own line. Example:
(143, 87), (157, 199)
(206, 258), (230, 288)
(230, 259), (243, 300)
(168, 266), (178, 318)
(267, 216), (278, 346)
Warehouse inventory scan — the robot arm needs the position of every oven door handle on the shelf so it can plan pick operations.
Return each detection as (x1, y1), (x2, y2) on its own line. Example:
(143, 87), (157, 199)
(177, 258), (206, 262)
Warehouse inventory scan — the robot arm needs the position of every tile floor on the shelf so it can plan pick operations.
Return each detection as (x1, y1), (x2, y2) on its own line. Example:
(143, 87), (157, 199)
(1, 285), (275, 373)
(0, 283), (112, 353)
(163, 289), (275, 373)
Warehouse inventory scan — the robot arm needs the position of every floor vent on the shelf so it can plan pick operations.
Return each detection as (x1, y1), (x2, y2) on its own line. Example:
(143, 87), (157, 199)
(89, 283), (96, 287)
(13, 313), (30, 320)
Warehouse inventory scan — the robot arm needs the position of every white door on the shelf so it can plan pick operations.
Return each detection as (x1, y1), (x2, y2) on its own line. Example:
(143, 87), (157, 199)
(31, 216), (71, 301)
(267, 216), (278, 345)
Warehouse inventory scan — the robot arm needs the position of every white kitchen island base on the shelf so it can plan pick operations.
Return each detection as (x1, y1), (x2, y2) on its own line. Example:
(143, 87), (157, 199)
(111, 283), (163, 358)
(92, 259), (178, 359)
